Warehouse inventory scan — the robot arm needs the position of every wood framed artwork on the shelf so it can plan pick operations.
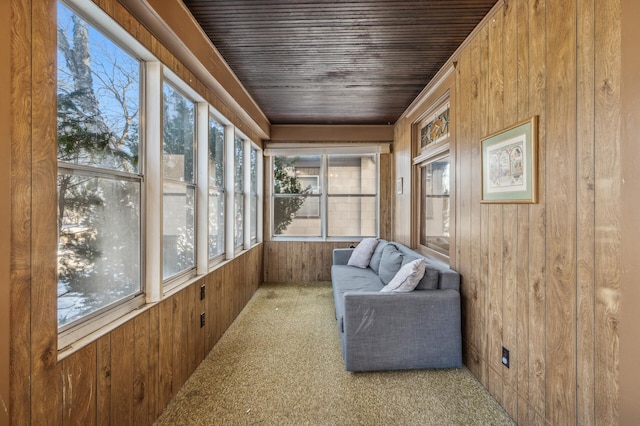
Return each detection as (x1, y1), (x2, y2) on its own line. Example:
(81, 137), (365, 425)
(481, 116), (538, 203)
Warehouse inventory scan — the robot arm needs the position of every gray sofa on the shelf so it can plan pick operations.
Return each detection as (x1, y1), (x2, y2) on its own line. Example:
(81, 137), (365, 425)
(331, 240), (462, 372)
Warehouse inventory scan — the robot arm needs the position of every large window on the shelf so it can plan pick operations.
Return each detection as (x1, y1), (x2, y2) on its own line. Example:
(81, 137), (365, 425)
(162, 82), (196, 280)
(234, 136), (244, 248)
(271, 154), (378, 239)
(327, 154), (377, 237)
(250, 147), (258, 243)
(414, 100), (452, 259)
(55, 0), (263, 349)
(57, 2), (143, 328)
(419, 155), (450, 256)
(208, 117), (225, 260)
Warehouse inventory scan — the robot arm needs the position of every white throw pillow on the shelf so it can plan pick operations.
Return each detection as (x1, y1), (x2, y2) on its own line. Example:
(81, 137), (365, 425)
(347, 238), (379, 268)
(380, 259), (426, 292)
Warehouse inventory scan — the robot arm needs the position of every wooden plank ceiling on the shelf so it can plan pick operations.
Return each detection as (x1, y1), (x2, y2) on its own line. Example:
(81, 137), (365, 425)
(182, 0), (498, 125)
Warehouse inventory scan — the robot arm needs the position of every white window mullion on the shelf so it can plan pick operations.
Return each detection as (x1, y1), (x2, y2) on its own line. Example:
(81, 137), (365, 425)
(196, 102), (209, 275)
(224, 125), (235, 259)
(145, 62), (163, 304)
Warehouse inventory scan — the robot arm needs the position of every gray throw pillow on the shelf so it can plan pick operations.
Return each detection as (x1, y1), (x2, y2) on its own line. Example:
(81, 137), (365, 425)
(380, 259), (426, 292)
(378, 243), (404, 284)
(347, 238), (379, 268)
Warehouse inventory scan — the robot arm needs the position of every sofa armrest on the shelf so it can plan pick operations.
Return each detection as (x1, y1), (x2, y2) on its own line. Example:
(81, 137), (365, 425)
(342, 290), (461, 371)
(333, 248), (355, 266)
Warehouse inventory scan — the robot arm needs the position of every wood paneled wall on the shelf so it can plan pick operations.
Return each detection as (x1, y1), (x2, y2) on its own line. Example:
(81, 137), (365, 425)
(1, 0), (11, 422)
(619, 1), (640, 423)
(394, 0), (622, 424)
(264, 241), (357, 283)
(9, 0), (264, 424)
(57, 251), (262, 424)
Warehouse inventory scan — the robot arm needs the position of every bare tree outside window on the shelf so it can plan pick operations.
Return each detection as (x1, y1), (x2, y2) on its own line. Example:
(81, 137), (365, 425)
(57, 2), (142, 326)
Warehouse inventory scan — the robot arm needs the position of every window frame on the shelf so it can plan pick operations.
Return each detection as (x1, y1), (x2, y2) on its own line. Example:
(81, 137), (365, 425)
(206, 112), (226, 266)
(249, 145), (259, 245)
(55, 0), (264, 357)
(267, 149), (382, 242)
(233, 134), (245, 251)
(161, 78), (199, 289)
(56, 0), (153, 347)
(412, 95), (454, 262)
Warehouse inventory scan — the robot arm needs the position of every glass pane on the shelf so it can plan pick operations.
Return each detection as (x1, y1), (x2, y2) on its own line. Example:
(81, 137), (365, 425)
(163, 182), (195, 278)
(273, 196), (321, 237)
(420, 106), (450, 149)
(234, 194), (244, 247)
(234, 137), (243, 193)
(250, 194), (258, 241)
(327, 196), (376, 237)
(208, 189), (225, 259)
(209, 117), (224, 188)
(57, 3), (140, 173)
(273, 155), (321, 195)
(250, 148), (257, 195)
(163, 83), (195, 183)
(328, 155), (376, 195)
(420, 157), (450, 256)
(57, 173), (141, 327)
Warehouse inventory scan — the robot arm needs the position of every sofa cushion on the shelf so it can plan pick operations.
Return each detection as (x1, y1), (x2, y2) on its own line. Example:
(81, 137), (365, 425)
(368, 240), (388, 274)
(417, 268), (440, 290)
(378, 243), (404, 284)
(380, 259), (426, 292)
(331, 265), (384, 329)
(347, 237), (379, 268)
(401, 255), (440, 290)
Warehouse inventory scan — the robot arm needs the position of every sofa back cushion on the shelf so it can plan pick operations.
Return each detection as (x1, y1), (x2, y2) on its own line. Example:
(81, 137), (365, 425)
(369, 240), (388, 274)
(401, 255), (440, 290)
(378, 243), (404, 284)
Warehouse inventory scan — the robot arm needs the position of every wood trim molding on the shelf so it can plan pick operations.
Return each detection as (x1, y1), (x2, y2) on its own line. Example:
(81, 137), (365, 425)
(269, 124), (394, 143)
(398, 0), (504, 123)
(119, 0), (270, 140)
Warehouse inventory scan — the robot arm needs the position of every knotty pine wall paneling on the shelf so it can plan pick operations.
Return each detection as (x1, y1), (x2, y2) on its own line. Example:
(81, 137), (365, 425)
(576, 0), (597, 425)
(514, 0), (531, 423)
(0, 0), (10, 422)
(8, 0), (265, 423)
(394, 0), (623, 424)
(264, 241), (358, 283)
(619, 0), (640, 422)
(594, 0), (621, 422)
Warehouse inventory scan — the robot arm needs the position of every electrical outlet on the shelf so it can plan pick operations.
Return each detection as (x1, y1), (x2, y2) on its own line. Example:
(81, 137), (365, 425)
(200, 284), (206, 300)
(502, 346), (510, 368)
(200, 312), (205, 328)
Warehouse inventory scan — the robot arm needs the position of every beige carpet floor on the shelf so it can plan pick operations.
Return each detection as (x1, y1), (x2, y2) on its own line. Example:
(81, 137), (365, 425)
(155, 282), (515, 426)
